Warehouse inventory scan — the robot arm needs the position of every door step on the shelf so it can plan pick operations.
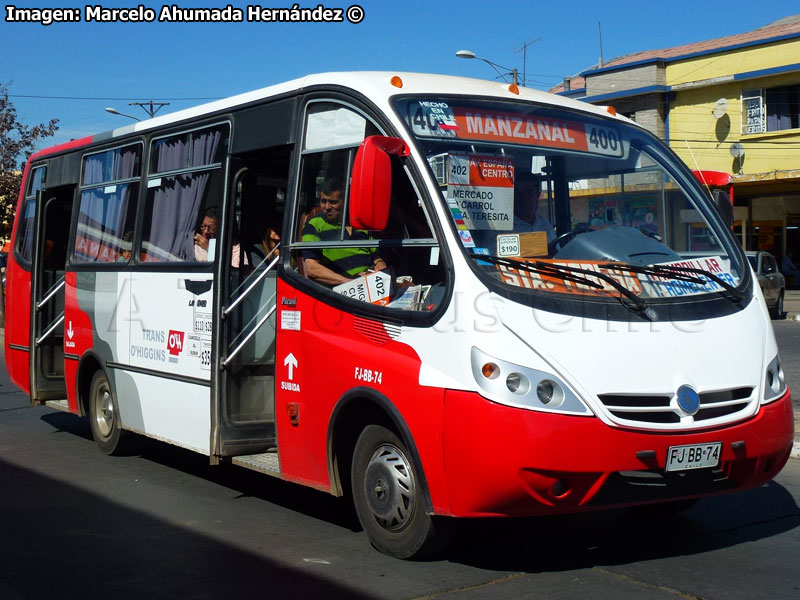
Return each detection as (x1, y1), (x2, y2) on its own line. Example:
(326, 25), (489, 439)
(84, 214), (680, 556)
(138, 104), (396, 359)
(44, 399), (70, 413)
(232, 451), (281, 477)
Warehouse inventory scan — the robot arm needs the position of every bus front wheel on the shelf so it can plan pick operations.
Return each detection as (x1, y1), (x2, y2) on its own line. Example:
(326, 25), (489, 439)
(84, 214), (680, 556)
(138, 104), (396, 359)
(350, 424), (453, 559)
(88, 370), (132, 455)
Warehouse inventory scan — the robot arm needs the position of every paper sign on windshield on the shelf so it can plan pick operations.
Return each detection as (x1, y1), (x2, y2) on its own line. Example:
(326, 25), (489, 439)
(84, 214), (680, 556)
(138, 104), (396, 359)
(498, 259), (643, 296)
(497, 256), (736, 298)
(447, 154), (513, 231)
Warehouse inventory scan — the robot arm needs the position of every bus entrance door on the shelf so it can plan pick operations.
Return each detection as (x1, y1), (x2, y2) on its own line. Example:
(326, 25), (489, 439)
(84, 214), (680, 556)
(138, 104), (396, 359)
(215, 167), (279, 459)
(29, 189), (72, 403)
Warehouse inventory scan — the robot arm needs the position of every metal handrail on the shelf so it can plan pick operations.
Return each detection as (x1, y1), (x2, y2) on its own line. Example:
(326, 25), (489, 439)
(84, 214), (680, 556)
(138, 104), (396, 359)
(36, 276), (65, 312)
(35, 312), (64, 347)
(222, 304), (276, 369)
(224, 248), (280, 318)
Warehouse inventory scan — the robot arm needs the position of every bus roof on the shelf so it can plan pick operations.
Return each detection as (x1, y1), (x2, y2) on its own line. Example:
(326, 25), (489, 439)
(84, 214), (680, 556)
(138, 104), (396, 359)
(30, 71), (629, 162)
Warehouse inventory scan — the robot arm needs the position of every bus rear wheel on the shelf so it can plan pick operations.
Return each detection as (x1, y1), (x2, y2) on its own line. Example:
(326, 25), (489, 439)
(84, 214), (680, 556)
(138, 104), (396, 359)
(350, 424), (453, 559)
(88, 370), (132, 455)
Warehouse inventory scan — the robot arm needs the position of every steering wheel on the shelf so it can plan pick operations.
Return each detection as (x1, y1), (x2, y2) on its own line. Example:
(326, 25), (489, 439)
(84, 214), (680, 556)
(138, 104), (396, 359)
(551, 227), (588, 252)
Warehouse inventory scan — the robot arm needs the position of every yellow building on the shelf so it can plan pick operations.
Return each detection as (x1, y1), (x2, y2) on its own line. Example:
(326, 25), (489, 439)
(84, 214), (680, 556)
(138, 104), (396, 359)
(557, 15), (800, 255)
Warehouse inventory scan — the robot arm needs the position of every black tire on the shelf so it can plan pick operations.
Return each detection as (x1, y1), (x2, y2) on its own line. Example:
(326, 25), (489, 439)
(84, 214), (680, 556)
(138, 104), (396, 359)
(771, 290), (785, 319)
(88, 370), (133, 455)
(350, 425), (454, 559)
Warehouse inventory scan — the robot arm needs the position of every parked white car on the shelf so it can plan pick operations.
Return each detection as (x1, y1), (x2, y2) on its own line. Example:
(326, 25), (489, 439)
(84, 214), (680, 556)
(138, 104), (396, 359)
(746, 251), (785, 318)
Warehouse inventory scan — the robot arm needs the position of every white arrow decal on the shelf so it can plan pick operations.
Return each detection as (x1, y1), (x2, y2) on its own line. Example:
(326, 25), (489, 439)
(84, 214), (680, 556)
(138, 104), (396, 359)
(283, 352), (298, 380)
(66, 321), (74, 339)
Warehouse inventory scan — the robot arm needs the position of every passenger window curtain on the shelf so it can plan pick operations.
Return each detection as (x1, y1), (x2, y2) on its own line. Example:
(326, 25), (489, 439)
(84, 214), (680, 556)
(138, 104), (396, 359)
(83, 155), (107, 185)
(154, 137), (189, 173)
(73, 186), (134, 262)
(74, 147), (139, 262)
(192, 128), (223, 166)
(144, 172), (211, 261)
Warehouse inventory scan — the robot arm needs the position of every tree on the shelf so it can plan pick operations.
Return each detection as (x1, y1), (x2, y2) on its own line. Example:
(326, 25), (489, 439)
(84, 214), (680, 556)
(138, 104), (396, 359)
(0, 83), (59, 242)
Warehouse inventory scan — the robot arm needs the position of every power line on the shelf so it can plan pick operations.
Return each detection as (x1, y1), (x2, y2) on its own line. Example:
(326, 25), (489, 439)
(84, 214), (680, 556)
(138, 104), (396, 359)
(10, 94), (220, 101)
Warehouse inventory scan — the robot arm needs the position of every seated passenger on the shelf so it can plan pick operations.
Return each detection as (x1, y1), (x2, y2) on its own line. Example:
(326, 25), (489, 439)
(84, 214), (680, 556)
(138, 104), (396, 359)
(118, 231), (133, 262)
(194, 207), (218, 261)
(194, 205), (248, 267)
(250, 215), (282, 266)
(301, 178), (386, 285)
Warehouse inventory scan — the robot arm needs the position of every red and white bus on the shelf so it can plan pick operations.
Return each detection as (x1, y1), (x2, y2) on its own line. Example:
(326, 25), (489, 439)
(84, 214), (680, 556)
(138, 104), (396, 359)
(5, 72), (794, 558)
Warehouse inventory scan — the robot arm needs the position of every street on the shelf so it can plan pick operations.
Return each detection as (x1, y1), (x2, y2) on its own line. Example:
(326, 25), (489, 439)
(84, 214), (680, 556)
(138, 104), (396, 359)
(0, 327), (799, 599)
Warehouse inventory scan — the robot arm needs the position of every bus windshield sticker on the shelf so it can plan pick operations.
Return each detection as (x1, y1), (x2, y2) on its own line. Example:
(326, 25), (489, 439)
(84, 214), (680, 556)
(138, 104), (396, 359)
(496, 256), (734, 299)
(407, 101), (458, 138)
(497, 259), (643, 296)
(446, 154), (514, 231)
(638, 256), (735, 298)
(446, 198), (474, 248)
(405, 101), (625, 157)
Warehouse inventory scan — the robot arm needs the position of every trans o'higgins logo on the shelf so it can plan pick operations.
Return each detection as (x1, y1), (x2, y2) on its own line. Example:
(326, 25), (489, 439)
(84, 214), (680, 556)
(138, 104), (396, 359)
(167, 330), (185, 363)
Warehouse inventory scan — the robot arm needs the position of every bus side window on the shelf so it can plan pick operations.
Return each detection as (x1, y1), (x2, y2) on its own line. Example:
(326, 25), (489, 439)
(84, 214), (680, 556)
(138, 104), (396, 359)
(141, 125), (229, 263)
(292, 101), (445, 312)
(72, 145), (140, 264)
(16, 166), (47, 266)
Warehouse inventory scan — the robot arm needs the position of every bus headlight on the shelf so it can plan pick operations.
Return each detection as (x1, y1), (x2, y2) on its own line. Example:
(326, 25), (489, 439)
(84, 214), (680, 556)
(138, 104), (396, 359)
(536, 380), (565, 407)
(506, 372), (530, 394)
(471, 347), (591, 415)
(762, 355), (787, 404)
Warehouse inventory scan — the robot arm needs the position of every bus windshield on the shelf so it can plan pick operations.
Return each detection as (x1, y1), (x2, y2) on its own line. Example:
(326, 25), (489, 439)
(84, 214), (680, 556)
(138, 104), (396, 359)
(395, 97), (746, 313)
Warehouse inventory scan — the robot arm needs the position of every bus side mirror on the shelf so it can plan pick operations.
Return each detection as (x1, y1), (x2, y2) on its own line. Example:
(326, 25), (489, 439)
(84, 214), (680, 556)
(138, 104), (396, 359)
(692, 170), (734, 230)
(350, 135), (409, 231)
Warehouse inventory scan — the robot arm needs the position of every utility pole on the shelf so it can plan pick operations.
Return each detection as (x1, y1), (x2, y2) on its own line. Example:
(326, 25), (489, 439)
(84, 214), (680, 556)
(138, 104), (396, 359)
(598, 22), (605, 68)
(129, 101), (170, 118)
(515, 38), (541, 87)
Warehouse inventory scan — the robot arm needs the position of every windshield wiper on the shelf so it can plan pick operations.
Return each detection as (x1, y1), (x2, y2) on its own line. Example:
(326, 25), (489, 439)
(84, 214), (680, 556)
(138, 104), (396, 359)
(600, 262), (745, 302)
(469, 253), (653, 319)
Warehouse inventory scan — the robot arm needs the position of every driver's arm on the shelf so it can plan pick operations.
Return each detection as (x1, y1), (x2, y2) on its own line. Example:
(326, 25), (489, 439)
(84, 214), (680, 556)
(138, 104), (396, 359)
(303, 257), (353, 286)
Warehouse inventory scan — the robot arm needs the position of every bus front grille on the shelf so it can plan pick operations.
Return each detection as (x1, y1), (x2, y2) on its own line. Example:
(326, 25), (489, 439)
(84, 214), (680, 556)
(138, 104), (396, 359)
(597, 387), (755, 428)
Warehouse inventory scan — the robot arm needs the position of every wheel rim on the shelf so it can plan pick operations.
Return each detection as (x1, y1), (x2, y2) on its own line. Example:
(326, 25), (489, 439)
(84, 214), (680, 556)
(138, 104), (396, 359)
(362, 443), (416, 532)
(93, 381), (114, 439)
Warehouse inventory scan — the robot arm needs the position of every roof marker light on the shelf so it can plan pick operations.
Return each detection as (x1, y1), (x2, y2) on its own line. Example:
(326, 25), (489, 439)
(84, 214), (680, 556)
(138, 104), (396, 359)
(606, 106), (617, 116)
(508, 83), (520, 95)
(390, 76), (403, 88)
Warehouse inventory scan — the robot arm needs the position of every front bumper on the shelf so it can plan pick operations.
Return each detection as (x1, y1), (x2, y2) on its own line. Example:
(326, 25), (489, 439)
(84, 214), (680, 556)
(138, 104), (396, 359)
(441, 389), (794, 517)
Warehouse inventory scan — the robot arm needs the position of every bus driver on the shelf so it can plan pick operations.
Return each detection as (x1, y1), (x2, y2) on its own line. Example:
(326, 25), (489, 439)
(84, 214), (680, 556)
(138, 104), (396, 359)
(301, 178), (387, 285)
(512, 174), (555, 242)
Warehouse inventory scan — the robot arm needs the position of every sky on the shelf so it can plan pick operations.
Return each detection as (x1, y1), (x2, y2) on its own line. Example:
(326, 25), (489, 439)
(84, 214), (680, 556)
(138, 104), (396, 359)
(2, 0), (799, 153)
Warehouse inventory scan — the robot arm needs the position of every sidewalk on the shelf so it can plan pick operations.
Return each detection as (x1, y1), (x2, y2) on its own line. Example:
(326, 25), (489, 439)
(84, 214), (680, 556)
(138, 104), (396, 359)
(776, 290), (800, 459)
(783, 289), (800, 321)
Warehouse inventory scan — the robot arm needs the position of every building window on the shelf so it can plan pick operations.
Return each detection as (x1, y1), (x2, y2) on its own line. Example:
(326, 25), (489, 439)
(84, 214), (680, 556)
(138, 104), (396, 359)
(766, 85), (800, 131)
(742, 89), (765, 134)
(742, 85), (800, 134)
